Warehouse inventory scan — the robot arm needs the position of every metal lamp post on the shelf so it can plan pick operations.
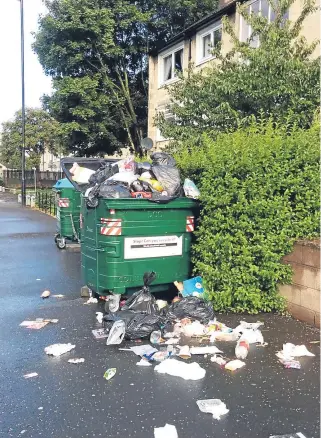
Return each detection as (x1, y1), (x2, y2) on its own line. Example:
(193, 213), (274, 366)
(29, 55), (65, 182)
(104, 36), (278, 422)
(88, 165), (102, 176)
(32, 167), (37, 195)
(19, 0), (26, 206)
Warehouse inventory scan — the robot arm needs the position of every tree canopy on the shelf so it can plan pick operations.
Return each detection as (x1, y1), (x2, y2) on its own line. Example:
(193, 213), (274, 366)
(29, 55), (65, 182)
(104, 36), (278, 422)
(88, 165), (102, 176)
(0, 108), (62, 170)
(33, 0), (218, 156)
(157, 0), (320, 142)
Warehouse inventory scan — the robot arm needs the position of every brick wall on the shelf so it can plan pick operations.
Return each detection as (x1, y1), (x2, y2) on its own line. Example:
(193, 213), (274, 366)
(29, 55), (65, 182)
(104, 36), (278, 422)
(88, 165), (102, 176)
(279, 240), (320, 327)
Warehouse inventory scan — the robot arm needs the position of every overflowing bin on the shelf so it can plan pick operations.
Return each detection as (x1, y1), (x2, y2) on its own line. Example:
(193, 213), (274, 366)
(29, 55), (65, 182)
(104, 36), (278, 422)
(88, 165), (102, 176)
(53, 178), (81, 249)
(61, 156), (199, 311)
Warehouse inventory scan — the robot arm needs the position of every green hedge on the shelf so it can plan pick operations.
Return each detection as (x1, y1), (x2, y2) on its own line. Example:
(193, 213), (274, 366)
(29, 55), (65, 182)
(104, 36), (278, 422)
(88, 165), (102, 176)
(175, 121), (320, 313)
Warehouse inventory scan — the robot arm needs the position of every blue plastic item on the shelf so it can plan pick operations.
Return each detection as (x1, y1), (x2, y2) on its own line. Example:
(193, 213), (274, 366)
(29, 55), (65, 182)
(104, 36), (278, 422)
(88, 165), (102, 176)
(53, 178), (74, 189)
(182, 276), (204, 297)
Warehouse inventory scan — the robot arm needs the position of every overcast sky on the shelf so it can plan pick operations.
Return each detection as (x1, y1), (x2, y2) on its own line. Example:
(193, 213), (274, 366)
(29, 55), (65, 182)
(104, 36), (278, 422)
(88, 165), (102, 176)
(0, 0), (52, 125)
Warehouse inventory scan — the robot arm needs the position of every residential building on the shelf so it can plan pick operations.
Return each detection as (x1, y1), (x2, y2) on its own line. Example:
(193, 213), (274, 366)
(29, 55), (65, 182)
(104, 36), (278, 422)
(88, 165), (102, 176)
(148, 0), (320, 147)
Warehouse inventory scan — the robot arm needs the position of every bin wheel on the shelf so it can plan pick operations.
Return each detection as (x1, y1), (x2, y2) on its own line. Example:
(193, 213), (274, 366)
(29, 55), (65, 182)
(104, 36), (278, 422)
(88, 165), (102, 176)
(56, 237), (66, 249)
(54, 234), (59, 243)
(105, 295), (120, 313)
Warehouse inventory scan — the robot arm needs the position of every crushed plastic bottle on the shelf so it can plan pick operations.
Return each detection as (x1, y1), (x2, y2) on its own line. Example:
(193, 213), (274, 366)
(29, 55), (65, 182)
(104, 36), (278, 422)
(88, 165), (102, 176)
(235, 339), (249, 359)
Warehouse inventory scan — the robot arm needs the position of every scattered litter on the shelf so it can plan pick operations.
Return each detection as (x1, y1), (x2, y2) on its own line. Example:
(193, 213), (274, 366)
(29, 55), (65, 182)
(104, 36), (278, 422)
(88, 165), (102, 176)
(44, 343), (75, 357)
(211, 355), (227, 366)
(84, 297), (98, 304)
(23, 372), (38, 379)
(36, 278), (41, 281)
(41, 290), (51, 299)
(164, 338), (180, 345)
(276, 343), (315, 361)
(106, 320), (126, 345)
(183, 321), (206, 337)
(20, 320), (49, 330)
(225, 359), (246, 371)
(165, 296), (215, 323)
(235, 339), (249, 359)
(190, 346), (223, 355)
(52, 294), (65, 298)
(130, 345), (158, 357)
(309, 340), (320, 344)
(121, 272), (158, 314)
(196, 399), (229, 420)
(38, 407), (43, 411)
(156, 300), (168, 310)
(103, 368), (117, 381)
(178, 345), (191, 359)
(96, 312), (103, 323)
(147, 351), (169, 362)
(155, 359), (206, 380)
(92, 328), (108, 339)
(136, 358), (152, 367)
(68, 358), (85, 364)
(183, 178), (200, 200)
(269, 434), (307, 438)
(234, 321), (265, 344)
(212, 332), (238, 342)
(20, 431), (27, 435)
(181, 276), (204, 297)
(150, 330), (162, 344)
(280, 359), (301, 369)
(154, 423), (179, 438)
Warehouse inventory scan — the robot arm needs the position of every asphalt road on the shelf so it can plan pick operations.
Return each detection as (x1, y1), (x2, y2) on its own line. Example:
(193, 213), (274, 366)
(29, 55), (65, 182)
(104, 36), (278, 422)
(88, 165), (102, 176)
(0, 195), (319, 438)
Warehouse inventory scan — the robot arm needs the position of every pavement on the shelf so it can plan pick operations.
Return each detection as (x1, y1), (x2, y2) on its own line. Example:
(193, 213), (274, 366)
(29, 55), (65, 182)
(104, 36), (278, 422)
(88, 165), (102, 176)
(0, 193), (320, 438)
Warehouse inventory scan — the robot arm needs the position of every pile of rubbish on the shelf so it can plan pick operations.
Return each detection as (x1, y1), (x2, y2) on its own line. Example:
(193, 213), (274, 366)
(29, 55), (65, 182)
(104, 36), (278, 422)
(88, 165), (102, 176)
(69, 153), (200, 203)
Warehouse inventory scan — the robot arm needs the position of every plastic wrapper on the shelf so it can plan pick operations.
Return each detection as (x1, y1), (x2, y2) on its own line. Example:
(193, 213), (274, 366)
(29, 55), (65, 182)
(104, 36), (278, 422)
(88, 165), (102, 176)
(117, 156), (137, 173)
(137, 162), (152, 174)
(196, 399), (229, 420)
(121, 272), (158, 314)
(154, 424), (178, 438)
(269, 434), (307, 438)
(154, 358), (206, 380)
(151, 152), (176, 167)
(70, 163), (95, 184)
(108, 171), (137, 185)
(183, 178), (200, 199)
(106, 320), (126, 345)
(151, 165), (181, 197)
(99, 183), (131, 199)
(165, 297), (215, 323)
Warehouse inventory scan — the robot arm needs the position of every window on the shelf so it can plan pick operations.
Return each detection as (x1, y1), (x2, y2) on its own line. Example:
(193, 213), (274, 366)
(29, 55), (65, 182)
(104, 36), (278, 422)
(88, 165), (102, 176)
(240, 0), (289, 47)
(160, 46), (184, 85)
(197, 22), (222, 64)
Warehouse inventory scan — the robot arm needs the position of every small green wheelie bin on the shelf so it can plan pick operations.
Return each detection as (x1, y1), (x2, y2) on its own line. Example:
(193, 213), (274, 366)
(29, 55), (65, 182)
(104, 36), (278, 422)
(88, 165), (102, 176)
(53, 178), (81, 249)
(61, 158), (198, 311)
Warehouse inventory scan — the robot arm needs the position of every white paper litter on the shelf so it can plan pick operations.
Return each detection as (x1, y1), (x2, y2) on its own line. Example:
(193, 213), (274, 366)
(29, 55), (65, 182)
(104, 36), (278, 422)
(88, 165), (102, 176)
(183, 321), (206, 337)
(136, 358), (152, 367)
(155, 358), (206, 380)
(277, 343), (315, 361)
(154, 424), (178, 438)
(106, 320), (126, 345)
(164, 338), (180, 345)
(23, 372), (38, 379)
(211, 355), (227, 366)
(130, 345), (158, 357)
(96, 312), (103, 324)
(68, 358), (85, 364)
(190, 346), (223, 355)
(44, 343), (75, 357)
(197, 399), (229, 420)
(225, 359), (246, 371)
(92, 328), (108, 339)
(84, 297), (98, 304)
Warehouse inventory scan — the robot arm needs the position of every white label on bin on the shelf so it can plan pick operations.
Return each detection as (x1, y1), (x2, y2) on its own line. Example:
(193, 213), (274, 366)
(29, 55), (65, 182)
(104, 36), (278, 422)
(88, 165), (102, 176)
(124, 235), (183, 260)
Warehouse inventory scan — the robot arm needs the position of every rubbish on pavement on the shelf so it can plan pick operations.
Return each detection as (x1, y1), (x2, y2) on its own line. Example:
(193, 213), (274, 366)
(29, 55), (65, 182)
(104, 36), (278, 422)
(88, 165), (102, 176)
(121, 272), (158, 314)
(280, 359), (301, 369)
(68, 358), (85, 364)
(154, 359), (206, 380)
(183, 178), (200, 200)
(156, 300), (168, 310)
(196, 399), (229, 420)
(235, 339), (250, 359)
(236, 321), (264, 331)
(225, 359), (246, 371)
(106, 320), (126, 345)
(234, 321), (265, 345)
(269, 434), (307, 438)
(92, 328), (108, 339)
(165, 296), (215, 323)
(146, 351), (169, 362)
(105, 311), (164, 340)
(20, 320), (49, 330)
(181, 276), (204, 297)
(210, 355), (227, 366)
(136, 358), (152, 367)
(178, 345), (191, 360)
(174, 281), (184, 294)
(129, 345), (158, 357)
(96, 312), (104, 324)
(103, 368), (117, 381)
(150, 330), (162, 344)
(44, 343), (75, 357)
(276, 343), (315, 361)
(183, 321), (206, 337)
(164, 338), (180, 345)
(41, 290), (51, 299)
(84, 297), (98, 304)
(154, 423), (179, 438)
(23, 372), (38, 379)
(212, 332), (238, 342)
(190, 346), (223, 355)
(309, 340), (320, 344)
(52, 294), (65, 298)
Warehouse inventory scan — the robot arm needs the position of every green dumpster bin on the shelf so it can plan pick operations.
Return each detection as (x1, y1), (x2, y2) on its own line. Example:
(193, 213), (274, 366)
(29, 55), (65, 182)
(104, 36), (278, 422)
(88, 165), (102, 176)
(53, 178), (81, 249)
(61, 158), (198, 311)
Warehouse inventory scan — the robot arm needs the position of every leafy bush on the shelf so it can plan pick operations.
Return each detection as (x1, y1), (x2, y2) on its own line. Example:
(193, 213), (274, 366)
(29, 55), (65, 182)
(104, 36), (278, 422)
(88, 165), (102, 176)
(176, 120), (320, 313)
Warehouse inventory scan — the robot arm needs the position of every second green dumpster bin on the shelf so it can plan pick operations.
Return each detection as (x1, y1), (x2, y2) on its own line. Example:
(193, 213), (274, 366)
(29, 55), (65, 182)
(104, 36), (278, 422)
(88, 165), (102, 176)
(61, 158), (198, 311)
(53, 178), (81, 249)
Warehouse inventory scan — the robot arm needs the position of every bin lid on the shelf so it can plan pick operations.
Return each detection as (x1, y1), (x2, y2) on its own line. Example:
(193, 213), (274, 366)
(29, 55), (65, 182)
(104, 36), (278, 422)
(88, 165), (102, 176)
(60, 157), (118, 193)
(53, 178), (75, 189)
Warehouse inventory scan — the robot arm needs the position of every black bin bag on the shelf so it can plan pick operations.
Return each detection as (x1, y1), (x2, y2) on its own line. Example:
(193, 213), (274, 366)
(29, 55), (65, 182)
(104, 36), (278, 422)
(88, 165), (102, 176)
(121, 272), (157, 314)
(165, 297), (215, 323)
